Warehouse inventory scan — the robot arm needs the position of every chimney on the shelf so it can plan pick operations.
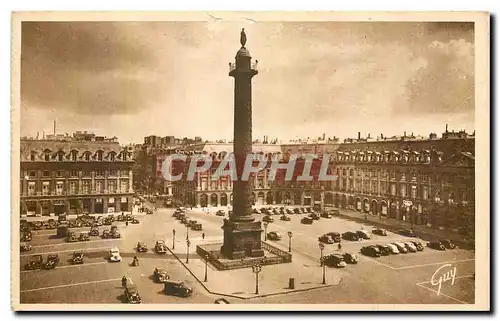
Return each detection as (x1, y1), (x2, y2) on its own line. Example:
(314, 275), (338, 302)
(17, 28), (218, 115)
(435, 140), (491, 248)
(367, 133), (371, 139)
(36, 132), (39, 139)
(53, 120), (56, 136)
(358, 132), (361, 140)
(381, 133), (384, 139)
(446, 124), (448, 132)
(411, 132), (414, 137)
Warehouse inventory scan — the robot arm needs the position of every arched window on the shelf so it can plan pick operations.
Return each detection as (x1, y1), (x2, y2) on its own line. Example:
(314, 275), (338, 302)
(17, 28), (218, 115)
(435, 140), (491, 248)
(109, 151), (116, 161)
(96, 150), (103, 161)
(57, 151), (65, 161)
(44, 150), (51, 162)
(30, 152), (36, 161)
(122, 152), (128, 161)
(70, 150), (78, 161)
(84, 151), (91, 161)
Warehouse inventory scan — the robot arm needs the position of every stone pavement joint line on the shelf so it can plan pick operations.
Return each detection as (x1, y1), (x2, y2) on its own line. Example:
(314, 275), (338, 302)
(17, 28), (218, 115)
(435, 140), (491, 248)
(21, 261), (109, 273)
(20, 277), (122, 293)
(415, 283), (469, 304)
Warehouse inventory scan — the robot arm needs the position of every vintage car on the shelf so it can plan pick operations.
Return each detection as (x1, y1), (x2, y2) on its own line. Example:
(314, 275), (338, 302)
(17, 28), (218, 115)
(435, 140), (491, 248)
(372, 228), (388, 236)
(266, 231), (281, 241)
(72, 251), (84, 264)
(191, 223), (203, 231)
(164, 280), (193, 297)
(44, 254), (60, 269)
(308, 213), (320, 220)
(319, 234), (334, 244)
(386, 243), (400, 254)
(125, 284), (142, 304)
(146, 208), (153, 215)
(137, 242), (148, 253)
(286, 208), (294, 214)
(153, 268), (170, 283)
(20, 243), (32, 252)
(216, 210), (226, 216)
(107, 214), (116, 222)
(305, 207), (312, 213)
(116, 214), (126, 222)
(440, 239), (457, 249)
(404, 242), (418, 253)
(125, 214), (134, 221)
(58, 214), (68, 225)
(102, 230), (110, 239)
(47, 219), (58, 229)
(342, 231), (360, 241)
(25, 255), (43, 270)
(109, 247), (122, 262)
(356, 230), (371, 240)
(342, 252), (359, 264)
(323, 254), (347, 268)
(262, 215), (274, 223)
(293, 208), (301, 214)
(21, 231), (32, 242)
(392, 242), (409, 253)
(301, 217), (313, 225)
(131, 218), (140, 224)
(79, 233), (90, 241)
(280, 215), (291, 221)
(89, 226), (100, 236)
(180, 217), (189, 224)
(326, 232), (341, 243)
(66, 231), (78, 243)
(375, 245), (391, 256)
(398, 229), (417, 237)
(427, 241), (446, 251)
(110, 226), (121, 238)
(330, 209), (341, 216)
(187, 220), (197, 227)
(360, 246), (382, 257)
(155, 240), (168, 253)
(320, 211), (332, 218)
(411, 240), (425, 251)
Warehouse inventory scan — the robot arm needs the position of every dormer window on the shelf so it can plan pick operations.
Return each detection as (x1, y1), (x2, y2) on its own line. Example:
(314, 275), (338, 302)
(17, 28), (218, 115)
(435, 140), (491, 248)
(30, 152), (36, 161)
(109, 152), (116, 161)
(96, 151), (103, 161)
(44, 153), (50, 162)
(57, 151), (65, 161)
(71, 150), (78, 161)
(84, 152), (91, 161)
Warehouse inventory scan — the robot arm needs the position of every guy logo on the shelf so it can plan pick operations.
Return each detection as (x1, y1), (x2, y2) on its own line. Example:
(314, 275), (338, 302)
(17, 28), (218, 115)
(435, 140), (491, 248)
(430, 264), (457, 296)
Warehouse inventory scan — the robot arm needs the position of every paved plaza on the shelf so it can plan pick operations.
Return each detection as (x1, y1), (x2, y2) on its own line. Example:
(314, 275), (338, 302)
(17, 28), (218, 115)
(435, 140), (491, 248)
(19, 204), (475, 304)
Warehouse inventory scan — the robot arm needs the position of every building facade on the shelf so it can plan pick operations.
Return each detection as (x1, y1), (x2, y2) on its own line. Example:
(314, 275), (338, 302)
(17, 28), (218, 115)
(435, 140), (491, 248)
(20, 134), (134, 217)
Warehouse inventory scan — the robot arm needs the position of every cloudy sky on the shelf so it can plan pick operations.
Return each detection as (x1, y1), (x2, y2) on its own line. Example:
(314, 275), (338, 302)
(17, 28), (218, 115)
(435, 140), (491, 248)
(20, 21), (474, 144)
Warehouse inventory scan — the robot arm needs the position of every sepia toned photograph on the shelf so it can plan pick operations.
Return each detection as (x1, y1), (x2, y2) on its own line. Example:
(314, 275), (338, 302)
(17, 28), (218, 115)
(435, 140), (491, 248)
(11, 12), (489, 311)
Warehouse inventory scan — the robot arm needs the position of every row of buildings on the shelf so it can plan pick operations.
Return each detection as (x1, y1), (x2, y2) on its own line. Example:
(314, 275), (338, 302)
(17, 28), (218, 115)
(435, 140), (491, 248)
(19, 127), (475, 236)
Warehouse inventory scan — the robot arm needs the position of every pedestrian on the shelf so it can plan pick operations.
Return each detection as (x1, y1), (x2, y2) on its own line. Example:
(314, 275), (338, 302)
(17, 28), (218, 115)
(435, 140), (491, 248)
(202, 232), (205, 240)
(126, 221), (129, 227)
(338, 242), (342, 251)
(121, 276), (127, 288)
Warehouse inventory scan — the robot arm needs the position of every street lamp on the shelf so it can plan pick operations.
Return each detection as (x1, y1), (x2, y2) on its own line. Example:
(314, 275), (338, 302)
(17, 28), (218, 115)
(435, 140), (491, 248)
(186, 239), (191, 264)
(287, 231), (293, 252)
(186, 224), (189, 240)
(172, 229), (176, 250)
(263, 222), (268, 241)
(252, 262), (263, 294)
(318, 242), (326, 284)
(204, 254), (209, 282)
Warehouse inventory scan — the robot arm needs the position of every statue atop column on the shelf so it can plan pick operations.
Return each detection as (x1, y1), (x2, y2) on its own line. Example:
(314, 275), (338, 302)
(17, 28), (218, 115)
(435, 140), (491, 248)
(240, 28), (247, 48)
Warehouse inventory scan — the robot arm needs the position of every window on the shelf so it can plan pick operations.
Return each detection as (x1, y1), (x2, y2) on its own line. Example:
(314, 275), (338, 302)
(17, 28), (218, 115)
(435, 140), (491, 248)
(44, 153), (50, 161)
(411, 185), (417, 199)
(120, 170), (129, 177)
(390, 183), (396, 196)
(43, 170), (50, 178)
(122, 152), (128, 161)
(71, 151), (78, 161)
(108, 169), (117, 177)
(84, 152), (91, 161)
(108, 181), (116, 193)
(30, 154), (35, 161)
(28, 171), (36, 178)
(58, 152), (64, 161)
(42, 182), (50, 195)
(349, 169), (354, 176)
(56, 181), (64, 196)
(97, 151), (103, 161)
(82, 171), (91, 177)
(55, 170), (63, 177)
(70, 170), (79, 177)
(96, 180), (104, 193)
(120, 180), (129, 193)
(422, 186), (428, 200)
(95, 170), (105, 177)
(82, 181), (90, 194)
(109, 152), (116, 161)
(28, 182), (36, 196)
(69, 181), (77, 194)
(400, 184), (407, 197)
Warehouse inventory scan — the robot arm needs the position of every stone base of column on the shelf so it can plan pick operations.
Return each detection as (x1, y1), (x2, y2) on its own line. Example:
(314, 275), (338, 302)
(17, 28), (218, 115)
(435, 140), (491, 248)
(221, 219), (264, 260)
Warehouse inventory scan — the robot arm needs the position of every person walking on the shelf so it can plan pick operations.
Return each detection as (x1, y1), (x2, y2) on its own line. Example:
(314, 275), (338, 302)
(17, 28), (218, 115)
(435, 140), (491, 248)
(126, 220), (129, 227)
(202, 232), (205, 240)
(121, 276), (127, 288)
(337, 242), (342, 251)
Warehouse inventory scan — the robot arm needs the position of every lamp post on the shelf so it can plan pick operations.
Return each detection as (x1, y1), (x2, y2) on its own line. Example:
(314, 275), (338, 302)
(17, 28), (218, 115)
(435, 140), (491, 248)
(186, 224), (189, 240)
(287, 231), (293, 252)
(186, 239), (191, 264)
(252, 262), (263, 294)
(319, 242), (326, 284)
(263, 222), (268, 241)
(172, 229), (176, 250)
(204, 254), (209, 282)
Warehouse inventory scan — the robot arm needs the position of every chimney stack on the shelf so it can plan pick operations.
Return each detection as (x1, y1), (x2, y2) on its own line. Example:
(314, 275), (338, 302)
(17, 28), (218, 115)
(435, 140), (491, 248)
(446, 124), (448, 132)
(404, 131), (406, 137)
(358, 132), (361, 140)
(53, 120), (56, 136)
(381, 133), (384, 139)
(368, 133), (371, 139)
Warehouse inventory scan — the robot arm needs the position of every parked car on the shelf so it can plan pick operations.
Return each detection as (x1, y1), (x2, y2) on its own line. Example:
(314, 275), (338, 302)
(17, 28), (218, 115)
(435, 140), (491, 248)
(164, 280), (193, 297)
(376, 245), (392, 256)
(153, 268), (170, 283)
(306, 207), (312, 213)
(44, 254), (60, 269)
(356, 230), (371, 239)
(427, 241), (446, 251)
(399, 229), (417, 237)
(286, 208), (294, 214)
(372, 228), (388, 236)
(320, 211), (332, 218)
(342, 231), (359, 241)
(267, 231), (282, 241)
(385, 243), (400, 254)
(342, 252), (359, 264)
(319, 234), (334, 244)
(102, 230), (110, 239)
(361, 246), (381, 257)
(72, 251), (84, 264)
(300, 207), (307, 213)
(252, 208), (259, 214)
(331, 209), (341, 216)
(301, 217), (313, 225)
(58, 214), (68, 225)
(308, 213), (320, 220)
(262, 215), (274, 223)
(191, 223), (203, 231)
(155, 240), (167, 253)
(89, 226), (99, 236)
(392, 242), (408, 253)
(125, 284), (142, 304)
(109, 247), (122, 262)
(131, 218), (140, 224)
(137, 242), (148, 253)
(293, 208), (301, 214)
(323, 254), (347, 268)
(326, 232), (341, 243)
(66, 231), (78, 243)
(411, 240), (424, 251)
(20, 243), (32, 252)
(110, 226), (121, 238)
(440, 239), (457, 249)
(79, 233), (90, 242)
(24, 255), (43, 270)
(216, 210), (226, 216)
(404, 242), (418, 252)
(22, 231), (32, 242)
(280, 215), (291, 221)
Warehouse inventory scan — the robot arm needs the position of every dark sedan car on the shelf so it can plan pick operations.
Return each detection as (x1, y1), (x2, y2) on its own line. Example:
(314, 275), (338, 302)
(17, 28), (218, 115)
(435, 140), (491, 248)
(308, 213), (320, 220)
(342, 231), (359, 241)
(375, 245), (391, 256)
(411, 240), (425, 251)
(440, 239), (457, 249)
(372, 228), (388, 236)
(427, 241), (446, 251)
(360, 246), (381, 257)
(399, 229), (417, 237)
(262, 215), (274, 223)
(342, 252), (359, 264)
(301, 217), (313, 225)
